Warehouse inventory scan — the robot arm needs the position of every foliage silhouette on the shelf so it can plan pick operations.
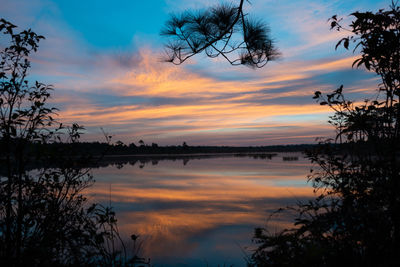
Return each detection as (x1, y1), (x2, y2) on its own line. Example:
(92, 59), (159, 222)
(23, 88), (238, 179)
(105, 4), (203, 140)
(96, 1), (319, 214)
(0, 19), (148, 266)
(161, 0), (280, 67)
(249, 2), (400, 266)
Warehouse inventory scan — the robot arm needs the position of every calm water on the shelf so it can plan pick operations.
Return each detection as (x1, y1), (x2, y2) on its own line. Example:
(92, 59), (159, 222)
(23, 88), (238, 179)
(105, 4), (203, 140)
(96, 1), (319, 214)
(88, 152), (314, 266)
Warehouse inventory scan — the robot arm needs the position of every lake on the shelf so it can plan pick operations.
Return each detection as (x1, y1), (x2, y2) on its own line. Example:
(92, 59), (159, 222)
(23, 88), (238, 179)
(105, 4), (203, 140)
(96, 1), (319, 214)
(88, 152), (314, 266)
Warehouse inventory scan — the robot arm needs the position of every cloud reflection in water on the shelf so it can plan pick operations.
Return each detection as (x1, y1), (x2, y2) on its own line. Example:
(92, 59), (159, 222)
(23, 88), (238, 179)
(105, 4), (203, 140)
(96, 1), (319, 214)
(88, 153), (314, 266)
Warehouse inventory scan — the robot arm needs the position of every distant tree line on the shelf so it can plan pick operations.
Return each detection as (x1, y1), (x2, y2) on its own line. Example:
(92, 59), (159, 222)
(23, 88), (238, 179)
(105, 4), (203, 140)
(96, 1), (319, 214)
(0, 140), (322, 158)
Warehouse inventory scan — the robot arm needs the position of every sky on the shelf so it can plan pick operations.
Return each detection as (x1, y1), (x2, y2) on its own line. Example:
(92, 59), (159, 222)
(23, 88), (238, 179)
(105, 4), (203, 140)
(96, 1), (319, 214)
(1, 0), (389, 146)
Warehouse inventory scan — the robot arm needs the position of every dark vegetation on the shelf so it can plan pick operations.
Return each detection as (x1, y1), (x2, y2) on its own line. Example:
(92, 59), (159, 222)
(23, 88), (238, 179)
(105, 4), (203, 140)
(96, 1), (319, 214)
(247, 3), (400, 266)
(2, 141), (318, 156)
(0, 19), (149, 266)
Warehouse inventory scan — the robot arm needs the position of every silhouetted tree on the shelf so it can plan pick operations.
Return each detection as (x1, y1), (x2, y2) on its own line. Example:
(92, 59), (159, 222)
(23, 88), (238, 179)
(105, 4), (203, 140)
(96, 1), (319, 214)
(0, 19), (147, 266)
(138, 139), (145, 147)
(115, 140), (125, 147)
(129, 142), (137, 148)
(161, 0), (280, 67)
(249, 3), (400, 266)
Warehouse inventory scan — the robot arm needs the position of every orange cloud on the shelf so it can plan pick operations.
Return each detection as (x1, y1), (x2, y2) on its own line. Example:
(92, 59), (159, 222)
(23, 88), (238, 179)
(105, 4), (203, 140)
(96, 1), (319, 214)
(50, 47), (371, 145)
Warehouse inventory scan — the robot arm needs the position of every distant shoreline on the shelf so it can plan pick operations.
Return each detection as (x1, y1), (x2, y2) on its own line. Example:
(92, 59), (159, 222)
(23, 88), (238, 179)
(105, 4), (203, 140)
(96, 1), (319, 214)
(102, 152), (284, 158)
(46, 142), (319, 157)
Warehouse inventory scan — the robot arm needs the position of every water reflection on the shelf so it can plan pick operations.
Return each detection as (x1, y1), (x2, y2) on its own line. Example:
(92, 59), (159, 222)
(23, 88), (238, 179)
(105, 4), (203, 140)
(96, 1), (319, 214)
(92, 152), (279, 169)
(88, 153), (313, 266)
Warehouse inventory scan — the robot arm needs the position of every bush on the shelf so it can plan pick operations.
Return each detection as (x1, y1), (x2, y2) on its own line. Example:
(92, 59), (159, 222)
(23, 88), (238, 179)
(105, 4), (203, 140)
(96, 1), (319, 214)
(0, 19), (148, 267)
(249, 3), (400, 266)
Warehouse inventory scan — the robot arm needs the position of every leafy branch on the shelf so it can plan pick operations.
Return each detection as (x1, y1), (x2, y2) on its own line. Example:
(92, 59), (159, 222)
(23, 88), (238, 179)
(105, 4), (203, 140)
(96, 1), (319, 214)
(161, 0), (280, 68)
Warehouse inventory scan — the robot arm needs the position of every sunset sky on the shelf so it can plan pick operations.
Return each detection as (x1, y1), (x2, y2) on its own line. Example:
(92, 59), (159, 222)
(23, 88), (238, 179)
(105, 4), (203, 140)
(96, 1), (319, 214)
(1, 0), (388, 145)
